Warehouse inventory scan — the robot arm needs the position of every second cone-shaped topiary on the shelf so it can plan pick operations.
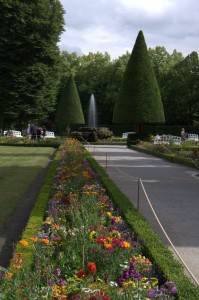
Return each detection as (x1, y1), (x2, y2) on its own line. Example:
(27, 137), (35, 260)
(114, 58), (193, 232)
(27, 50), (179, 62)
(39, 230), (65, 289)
(113, 30), (165, 132)
(55, 76), (85, 134)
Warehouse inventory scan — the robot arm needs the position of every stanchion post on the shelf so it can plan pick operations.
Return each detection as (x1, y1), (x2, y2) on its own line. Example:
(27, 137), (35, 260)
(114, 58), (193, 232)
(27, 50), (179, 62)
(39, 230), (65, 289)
(105, 153), (108, 170)
(137, 177), (140, 211)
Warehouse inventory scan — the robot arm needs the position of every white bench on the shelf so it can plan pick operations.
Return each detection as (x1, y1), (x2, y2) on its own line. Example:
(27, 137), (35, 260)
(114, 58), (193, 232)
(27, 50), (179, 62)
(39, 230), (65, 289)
(4, 130), (23, 138)
(187, 133), (198, 141)
(154, 135), (181, 145)
(122, 132), (136, 138)
(45, 131), (55, 138)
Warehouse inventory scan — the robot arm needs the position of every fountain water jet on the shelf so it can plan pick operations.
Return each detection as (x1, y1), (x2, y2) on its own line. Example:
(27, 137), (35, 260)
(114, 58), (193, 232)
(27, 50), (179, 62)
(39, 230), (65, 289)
(88, 94), (98, 128)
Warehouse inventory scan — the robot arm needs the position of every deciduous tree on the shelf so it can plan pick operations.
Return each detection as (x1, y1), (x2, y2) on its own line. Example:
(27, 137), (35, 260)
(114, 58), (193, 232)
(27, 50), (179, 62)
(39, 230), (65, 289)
(0, 0), (65, 128)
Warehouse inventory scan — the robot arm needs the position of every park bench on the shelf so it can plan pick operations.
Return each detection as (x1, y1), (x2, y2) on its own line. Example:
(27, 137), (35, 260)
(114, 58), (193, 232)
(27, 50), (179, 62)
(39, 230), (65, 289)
(4, 130), (23, 137)
(122, 132), (136, 138)
(187, 133), (198, 141)
(45, 131), (55, 138)
(154, 135), (181, 145)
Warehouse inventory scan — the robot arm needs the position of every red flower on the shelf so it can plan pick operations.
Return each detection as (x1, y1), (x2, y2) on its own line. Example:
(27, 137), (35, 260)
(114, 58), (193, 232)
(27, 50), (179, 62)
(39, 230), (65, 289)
(77, 269), (86, 278)
(89, 292), (110, 300)
(87, 262), (97, 275)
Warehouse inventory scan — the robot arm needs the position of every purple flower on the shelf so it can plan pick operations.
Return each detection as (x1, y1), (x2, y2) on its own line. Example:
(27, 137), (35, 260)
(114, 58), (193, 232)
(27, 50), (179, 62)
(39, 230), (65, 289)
(59, 278), (67, 286)
(123, 270), (130, 279)
(147, 289), (158, 298)
(134, 272), (142, 279)
(171, 286), (177, 294)
(55, 268), (61, 277)
(118, 277), (126, 287)
(48, 280), (55, 286)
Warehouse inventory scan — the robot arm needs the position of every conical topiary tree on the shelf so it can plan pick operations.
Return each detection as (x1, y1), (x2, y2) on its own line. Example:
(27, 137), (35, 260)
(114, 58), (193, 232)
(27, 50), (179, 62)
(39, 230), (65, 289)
(113, 30), (165, 133)
(55, 76), (85, 134)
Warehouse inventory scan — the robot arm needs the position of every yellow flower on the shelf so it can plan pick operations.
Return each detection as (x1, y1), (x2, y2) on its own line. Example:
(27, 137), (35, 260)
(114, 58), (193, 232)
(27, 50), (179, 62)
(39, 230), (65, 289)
(110, 230), (121, 239)
(43, 217), (52, 225)
(4, 272), (13, 278)
(106, 212), (112, 217)
(89, 230), (96, 240)
(19, 240), (29, 247)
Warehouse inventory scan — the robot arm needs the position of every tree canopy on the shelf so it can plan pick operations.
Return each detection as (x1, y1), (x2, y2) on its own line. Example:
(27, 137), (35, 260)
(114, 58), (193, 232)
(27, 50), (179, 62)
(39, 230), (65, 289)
(112, 31), (165, 131)
(0, 0), (65, 128)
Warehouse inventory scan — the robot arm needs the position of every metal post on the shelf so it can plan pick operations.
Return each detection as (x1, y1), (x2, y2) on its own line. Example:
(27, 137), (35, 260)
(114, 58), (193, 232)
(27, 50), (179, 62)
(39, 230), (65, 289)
(105, 153), (108, 170)
(137, 177), (140, 211)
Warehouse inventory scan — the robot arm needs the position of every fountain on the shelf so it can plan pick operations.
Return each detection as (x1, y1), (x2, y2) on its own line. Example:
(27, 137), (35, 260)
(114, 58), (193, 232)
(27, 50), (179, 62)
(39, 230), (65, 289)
(88, 94), (98, 128)
(70, 93), (113, 142)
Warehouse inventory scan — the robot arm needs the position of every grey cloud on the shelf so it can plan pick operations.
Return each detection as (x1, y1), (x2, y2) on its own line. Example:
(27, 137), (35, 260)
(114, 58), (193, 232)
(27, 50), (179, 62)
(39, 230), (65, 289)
(59, 0), (199, 59)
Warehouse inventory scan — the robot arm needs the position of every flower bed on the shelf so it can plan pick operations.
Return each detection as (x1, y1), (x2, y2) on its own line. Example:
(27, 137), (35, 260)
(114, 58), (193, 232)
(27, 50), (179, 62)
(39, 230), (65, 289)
(0, 139), (177, 299)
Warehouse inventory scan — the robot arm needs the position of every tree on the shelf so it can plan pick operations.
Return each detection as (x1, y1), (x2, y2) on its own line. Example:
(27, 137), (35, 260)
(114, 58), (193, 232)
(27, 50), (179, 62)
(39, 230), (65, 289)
(0, 0), (65, 128)
(112, 31), (165, 133)
(163, 52), (199, 125)
(55, 76), (85, 134)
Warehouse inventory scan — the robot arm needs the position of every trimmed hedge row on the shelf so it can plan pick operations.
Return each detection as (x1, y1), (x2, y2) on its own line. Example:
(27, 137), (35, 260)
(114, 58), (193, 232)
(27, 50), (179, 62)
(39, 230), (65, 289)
(129, 145), (199, 170)
(86, 151), (199, 300)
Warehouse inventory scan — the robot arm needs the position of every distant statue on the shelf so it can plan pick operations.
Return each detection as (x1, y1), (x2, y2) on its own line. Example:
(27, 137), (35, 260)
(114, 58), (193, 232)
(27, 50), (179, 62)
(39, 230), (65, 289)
(181, 128), (186, 141)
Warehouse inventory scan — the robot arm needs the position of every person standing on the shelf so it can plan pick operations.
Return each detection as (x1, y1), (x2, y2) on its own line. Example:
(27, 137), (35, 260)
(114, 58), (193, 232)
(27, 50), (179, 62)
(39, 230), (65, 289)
(30, 124), (37, 141)
(26, 124), (31, 139)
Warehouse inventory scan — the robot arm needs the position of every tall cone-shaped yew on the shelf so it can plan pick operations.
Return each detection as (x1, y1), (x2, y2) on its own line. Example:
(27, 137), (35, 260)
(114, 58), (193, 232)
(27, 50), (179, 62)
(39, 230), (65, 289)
(113, 30), (165, 133)
(55, 75), (85, 134)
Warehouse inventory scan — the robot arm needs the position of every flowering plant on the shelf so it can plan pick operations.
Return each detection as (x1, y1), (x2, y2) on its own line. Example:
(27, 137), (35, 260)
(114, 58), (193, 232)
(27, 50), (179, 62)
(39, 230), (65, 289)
(0, 139), (177, 299)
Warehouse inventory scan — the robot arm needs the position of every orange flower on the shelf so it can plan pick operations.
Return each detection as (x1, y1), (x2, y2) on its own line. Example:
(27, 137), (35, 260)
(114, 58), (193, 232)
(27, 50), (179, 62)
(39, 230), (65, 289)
(121, 241), (131, 248)
(41, 238), (49, 244)
(19, 240), (28, 247)
(87, 262), (97, 275)
(52, 224), (59, 229)
(104, 243), (113, 250)
(4, 272), (13, 278)
(29, 237), (38, 242)
(12, 264), (21, 269)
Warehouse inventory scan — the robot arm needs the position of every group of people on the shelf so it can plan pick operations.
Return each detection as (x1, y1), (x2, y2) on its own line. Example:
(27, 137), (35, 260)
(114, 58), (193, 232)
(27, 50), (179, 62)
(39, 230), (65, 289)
(5, 129), (14, 137)
(26, 124), (46, 141)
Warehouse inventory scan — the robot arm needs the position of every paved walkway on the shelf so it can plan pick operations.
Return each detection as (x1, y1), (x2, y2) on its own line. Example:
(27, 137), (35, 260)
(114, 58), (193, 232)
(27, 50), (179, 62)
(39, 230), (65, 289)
(85, 145), (199, 284)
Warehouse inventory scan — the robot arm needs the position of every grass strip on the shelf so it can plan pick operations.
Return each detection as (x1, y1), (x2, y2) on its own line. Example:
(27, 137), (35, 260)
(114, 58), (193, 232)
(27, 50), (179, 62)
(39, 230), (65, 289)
(9, 146), (62, 267)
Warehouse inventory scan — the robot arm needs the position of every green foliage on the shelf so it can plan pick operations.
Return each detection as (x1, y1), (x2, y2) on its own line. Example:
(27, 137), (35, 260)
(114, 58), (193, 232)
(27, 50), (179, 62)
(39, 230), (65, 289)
(113, 31), (165, 126)
(55, 76), (85, 133)
(0, 0), (65, 128)
(162, 52), (199, 125)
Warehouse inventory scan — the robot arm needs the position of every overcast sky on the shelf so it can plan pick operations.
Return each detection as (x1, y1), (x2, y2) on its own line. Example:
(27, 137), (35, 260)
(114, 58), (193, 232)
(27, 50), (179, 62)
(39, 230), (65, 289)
(58, 0), (199, 60)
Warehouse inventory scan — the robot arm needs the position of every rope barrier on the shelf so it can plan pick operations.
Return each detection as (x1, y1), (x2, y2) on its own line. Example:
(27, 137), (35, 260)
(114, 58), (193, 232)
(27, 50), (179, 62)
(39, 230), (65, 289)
(85, 143), (199, 285)
(140, 179), (199, 286)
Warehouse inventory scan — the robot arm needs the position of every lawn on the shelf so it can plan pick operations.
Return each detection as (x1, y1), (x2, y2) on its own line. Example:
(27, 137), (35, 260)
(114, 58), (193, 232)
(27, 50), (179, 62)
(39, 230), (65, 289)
(0, 146), (55, 230)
